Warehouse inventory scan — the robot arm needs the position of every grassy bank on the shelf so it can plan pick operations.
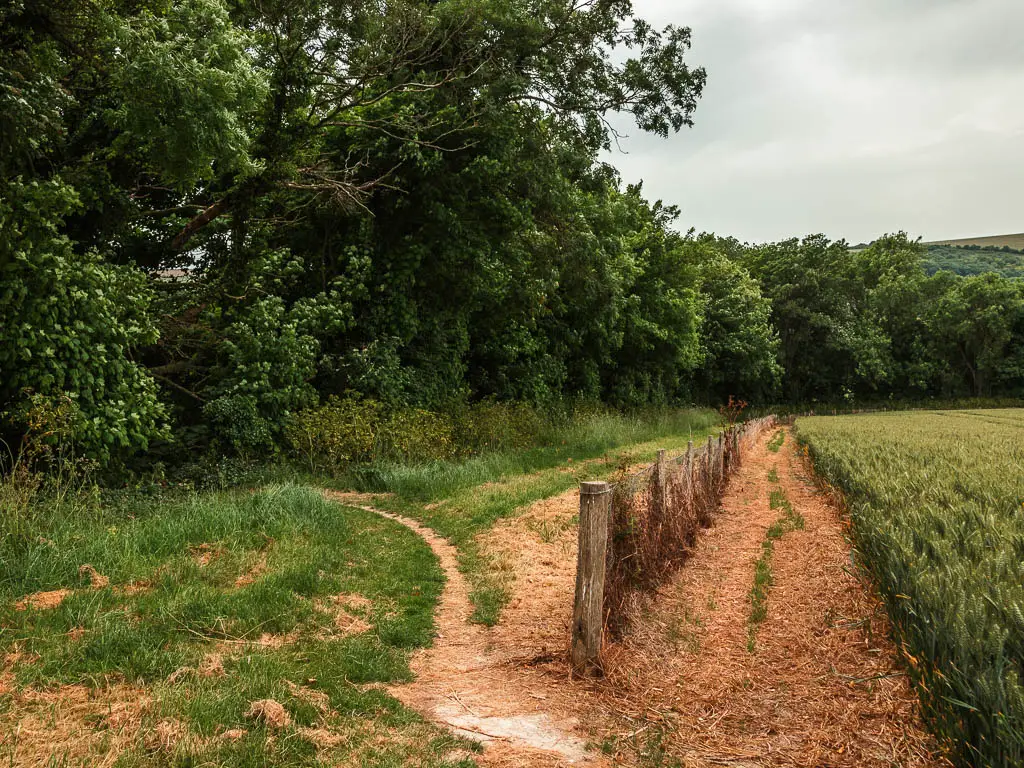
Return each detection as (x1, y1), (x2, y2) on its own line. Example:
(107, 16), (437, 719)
(0, 485), (476, 767)
(795, 410), (1024, 767)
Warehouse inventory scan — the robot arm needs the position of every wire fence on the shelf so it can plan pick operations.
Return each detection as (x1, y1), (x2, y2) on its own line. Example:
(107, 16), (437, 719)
(602, 417), (776, 637)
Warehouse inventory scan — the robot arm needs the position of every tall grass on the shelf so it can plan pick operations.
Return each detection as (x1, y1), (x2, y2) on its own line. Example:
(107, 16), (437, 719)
(338, 406), (721, 502)
(796, 410), (1024, 767)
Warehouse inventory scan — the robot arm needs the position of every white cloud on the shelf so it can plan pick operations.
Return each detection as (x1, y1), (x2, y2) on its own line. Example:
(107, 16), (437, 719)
(605, 0), (1024, 243)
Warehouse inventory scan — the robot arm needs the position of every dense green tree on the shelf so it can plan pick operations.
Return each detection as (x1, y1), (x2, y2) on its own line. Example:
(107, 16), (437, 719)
(1, 0), (264, 464)
(742, 235), (889, 402)
(689, 239), (781, 403)
(924, 273), (1024, 397)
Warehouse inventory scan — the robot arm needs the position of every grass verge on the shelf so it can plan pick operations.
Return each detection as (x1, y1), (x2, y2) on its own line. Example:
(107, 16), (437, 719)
(327, 409), (720, 625)
(370, 428), (720, 625)
(0, 485), (477, 767)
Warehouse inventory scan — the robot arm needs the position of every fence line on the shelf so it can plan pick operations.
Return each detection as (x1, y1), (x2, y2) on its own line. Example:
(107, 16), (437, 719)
(570, 416), (776, 675)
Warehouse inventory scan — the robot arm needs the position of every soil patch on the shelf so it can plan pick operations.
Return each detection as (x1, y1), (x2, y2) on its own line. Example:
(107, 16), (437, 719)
(190, 542), (223, 567)
(14, 589), (72, 611)
(78, 564), (109, 589)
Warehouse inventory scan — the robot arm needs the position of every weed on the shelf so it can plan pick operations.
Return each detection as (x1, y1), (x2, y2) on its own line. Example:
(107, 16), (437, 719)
(767, 466), (779, 483)
(766, 429), (785, 453)
(747, 486), (804, 651)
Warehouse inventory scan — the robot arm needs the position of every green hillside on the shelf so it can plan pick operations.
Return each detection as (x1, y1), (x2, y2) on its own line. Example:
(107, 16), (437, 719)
(923, 244), (1024, 278)
(926, 233), (1024, 250)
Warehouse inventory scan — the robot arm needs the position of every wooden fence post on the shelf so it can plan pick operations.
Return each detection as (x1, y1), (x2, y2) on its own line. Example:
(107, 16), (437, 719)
(685, 440), (694, 502)
(656, 448), (667, 516)
(571, 481), (611, 675)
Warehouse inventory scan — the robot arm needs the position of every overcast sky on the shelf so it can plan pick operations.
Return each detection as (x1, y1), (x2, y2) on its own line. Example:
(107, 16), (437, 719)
(606, 0), (1024, 244)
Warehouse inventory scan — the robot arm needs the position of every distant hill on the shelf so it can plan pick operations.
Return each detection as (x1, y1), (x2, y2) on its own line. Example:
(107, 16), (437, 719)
(924, 233), (1024, 250)
(923, 243), (1024, 278)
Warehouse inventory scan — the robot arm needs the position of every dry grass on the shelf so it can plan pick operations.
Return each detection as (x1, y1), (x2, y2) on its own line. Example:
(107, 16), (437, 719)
(581, 429), (946, 767)
(0, 682), (152, 767)
(924, 232), (1024, 249)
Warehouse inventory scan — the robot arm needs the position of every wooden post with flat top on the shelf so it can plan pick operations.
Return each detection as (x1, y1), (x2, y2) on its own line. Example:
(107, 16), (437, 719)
(656, 448), (667, 517)
(571, 481), (611, 676)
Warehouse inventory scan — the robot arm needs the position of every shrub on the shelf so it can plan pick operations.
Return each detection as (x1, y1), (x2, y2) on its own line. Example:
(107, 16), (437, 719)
(203, 393), (274, 456)
(284, 397), (382, 473)
(0, 179), (168, 467)
(204, 295), (320, 454)
(454, 400), (546, 453)
(379, 408), (456, 463)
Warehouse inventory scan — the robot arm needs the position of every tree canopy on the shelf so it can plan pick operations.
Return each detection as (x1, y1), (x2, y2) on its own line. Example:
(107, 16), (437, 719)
(3, 0), (1023, 471)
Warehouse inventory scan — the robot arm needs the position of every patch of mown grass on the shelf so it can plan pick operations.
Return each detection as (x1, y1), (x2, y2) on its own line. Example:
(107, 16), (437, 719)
(766, 429), (785, 453)
(767, 466), (778, 483)
(747, 486), (804, 652)
(0, 485), (478, 767)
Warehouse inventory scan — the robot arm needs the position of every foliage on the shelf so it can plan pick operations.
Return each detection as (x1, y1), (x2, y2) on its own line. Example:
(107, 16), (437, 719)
(796, 411), (1024, 767)
(924, 245), (1024, 278)
(6, 0), (1024, 482)
(691, 241), (781, 402)
(0, 179), (169, 466)
(203, 296), (322, 453)
(285, 397), (382, 471)
(737, 232), (1024, 403)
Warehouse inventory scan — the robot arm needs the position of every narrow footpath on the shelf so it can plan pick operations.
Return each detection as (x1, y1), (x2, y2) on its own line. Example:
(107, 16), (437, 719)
(328, 427), (945, 767)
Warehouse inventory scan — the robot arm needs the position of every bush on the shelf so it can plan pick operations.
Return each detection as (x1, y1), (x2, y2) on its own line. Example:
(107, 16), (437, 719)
(286, 398), (541, 472)
(284, 397), (382, 473)
(0, 179), (168, 467)
(379, 408), (457, 463)
(205, 296), (320, 451)
(453, 400), (546, 453)
(203, 394), (274, 456)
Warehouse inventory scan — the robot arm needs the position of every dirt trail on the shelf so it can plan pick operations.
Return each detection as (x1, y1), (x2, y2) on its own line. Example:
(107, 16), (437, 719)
(327, 427), (944, 767)
(587, 429), (943, 767)
(324, 494), (603, 767)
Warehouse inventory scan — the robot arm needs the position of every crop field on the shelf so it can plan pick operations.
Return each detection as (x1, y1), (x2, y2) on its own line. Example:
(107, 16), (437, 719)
(795, 410), (1024, 767)
(924, 233), (1024, 250)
